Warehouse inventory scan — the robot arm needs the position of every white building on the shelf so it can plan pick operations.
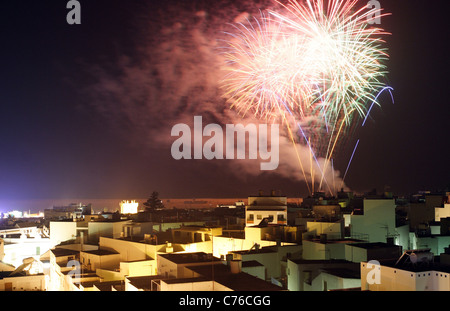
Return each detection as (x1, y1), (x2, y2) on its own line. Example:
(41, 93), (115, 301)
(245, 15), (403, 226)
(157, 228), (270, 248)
(0, 272), (46, 291)
(304, 220), (344, 240)
(302, 238), (361, 260)
(245, 193), (287, 227)
(49, 221), (77, 246)
(88, 219), (132, 244)
(435, 204), (450, 222)
(309, 269), (360, 291)
(287, 259), (360, 291)
(0, 226), (52, 270)
(157, 252), (222, 279)
(350, 199), (397, 243)
(361, 249), (450, 291)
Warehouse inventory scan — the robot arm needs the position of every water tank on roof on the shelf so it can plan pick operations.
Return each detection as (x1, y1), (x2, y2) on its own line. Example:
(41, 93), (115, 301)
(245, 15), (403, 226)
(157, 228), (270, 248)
(230, 260), (242, 274)
(409, 253), (418, 264)
(166, 242), (173, 253)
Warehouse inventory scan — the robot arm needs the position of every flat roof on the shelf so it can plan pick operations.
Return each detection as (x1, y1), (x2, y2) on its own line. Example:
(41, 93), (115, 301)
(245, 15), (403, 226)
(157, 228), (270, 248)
(81, 249), (119, 256)
(127, 275), (164, 291)
(162, 276), (210, 285)
(288, 258), (352, 265)
(94, 280), (124, 291)
(347, 242), (401, 249)
(159, 252), (221, 264)
(232, 248), (276, 255)
(321, 268), (361, 279)
(242, 260), (264, 268)
(187, 264), (282, 291)
(376, 257), (450, 274)
(246, 207), (286, 211)
(174, 226), (220, 232)
(307, 238), (365, 245)
(51, 248), (79, 257)
(0, 271), (25, 279)
(248, 195), (287, 198)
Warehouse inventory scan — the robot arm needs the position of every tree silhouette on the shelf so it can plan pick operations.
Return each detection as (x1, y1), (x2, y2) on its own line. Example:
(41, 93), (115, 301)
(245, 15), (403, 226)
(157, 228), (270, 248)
(143, 191), (165, 211)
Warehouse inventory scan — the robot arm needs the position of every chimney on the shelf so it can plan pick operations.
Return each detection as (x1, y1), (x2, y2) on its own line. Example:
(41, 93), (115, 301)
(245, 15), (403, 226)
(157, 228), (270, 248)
(166, 242), (173, 253)
(225, 253), (233, 265)
(229, 260), (242, 274)
(80, 231), (84, 251)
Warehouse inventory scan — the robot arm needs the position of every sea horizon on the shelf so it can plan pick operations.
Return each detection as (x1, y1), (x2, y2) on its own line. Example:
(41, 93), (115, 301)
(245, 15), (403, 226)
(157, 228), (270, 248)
(0, 196), (304, 214)
(0, 197), (248, 214)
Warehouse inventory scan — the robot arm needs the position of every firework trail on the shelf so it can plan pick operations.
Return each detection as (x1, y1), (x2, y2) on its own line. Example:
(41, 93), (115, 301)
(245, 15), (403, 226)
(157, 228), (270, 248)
(221, 0), (392, 195)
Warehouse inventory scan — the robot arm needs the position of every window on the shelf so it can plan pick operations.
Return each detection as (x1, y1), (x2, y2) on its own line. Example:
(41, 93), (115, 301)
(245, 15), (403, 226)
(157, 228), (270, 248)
(248, 214), (254, 222)
(257, 215), (262, 220)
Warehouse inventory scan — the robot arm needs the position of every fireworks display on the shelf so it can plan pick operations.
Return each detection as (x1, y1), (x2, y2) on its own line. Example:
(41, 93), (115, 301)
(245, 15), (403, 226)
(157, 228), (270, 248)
(221, 0), (393, 195)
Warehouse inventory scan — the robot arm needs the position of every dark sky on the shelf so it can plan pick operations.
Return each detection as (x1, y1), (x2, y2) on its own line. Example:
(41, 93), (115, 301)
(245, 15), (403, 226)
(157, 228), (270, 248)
(0, 0), (449, 200)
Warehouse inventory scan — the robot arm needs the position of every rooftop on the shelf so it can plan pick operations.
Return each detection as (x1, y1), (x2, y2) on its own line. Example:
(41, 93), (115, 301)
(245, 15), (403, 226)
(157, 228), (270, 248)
(289, 258), (352, 265)
(81, 249), (119, 256)
(321, 268), (361, 279)
(242, 260), (264, 268)
(174, 225), (221, 232)
(246, 207), (286, 211)
(162, 276), (210, 285)
(0, 271), (25, 279)
(307, 238), (365, 245)
(158, 252), (221, 264)
(347, 242), (401, 250)
(231, 248), (276, 255)
(94, 280), (125, 291)
(51, 248), (79, 257)
(126, 275), (163, 291)
(379, 259), (450, 274)
(186, 263), (283, 291)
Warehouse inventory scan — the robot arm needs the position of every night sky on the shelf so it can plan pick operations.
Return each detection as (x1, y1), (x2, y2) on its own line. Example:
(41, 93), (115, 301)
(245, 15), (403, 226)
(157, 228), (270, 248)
(0, 0), (449, 200)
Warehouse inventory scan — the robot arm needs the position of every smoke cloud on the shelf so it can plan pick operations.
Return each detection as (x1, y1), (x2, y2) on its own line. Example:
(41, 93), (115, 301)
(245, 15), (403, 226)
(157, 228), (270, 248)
(84, 0), (348, 195)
